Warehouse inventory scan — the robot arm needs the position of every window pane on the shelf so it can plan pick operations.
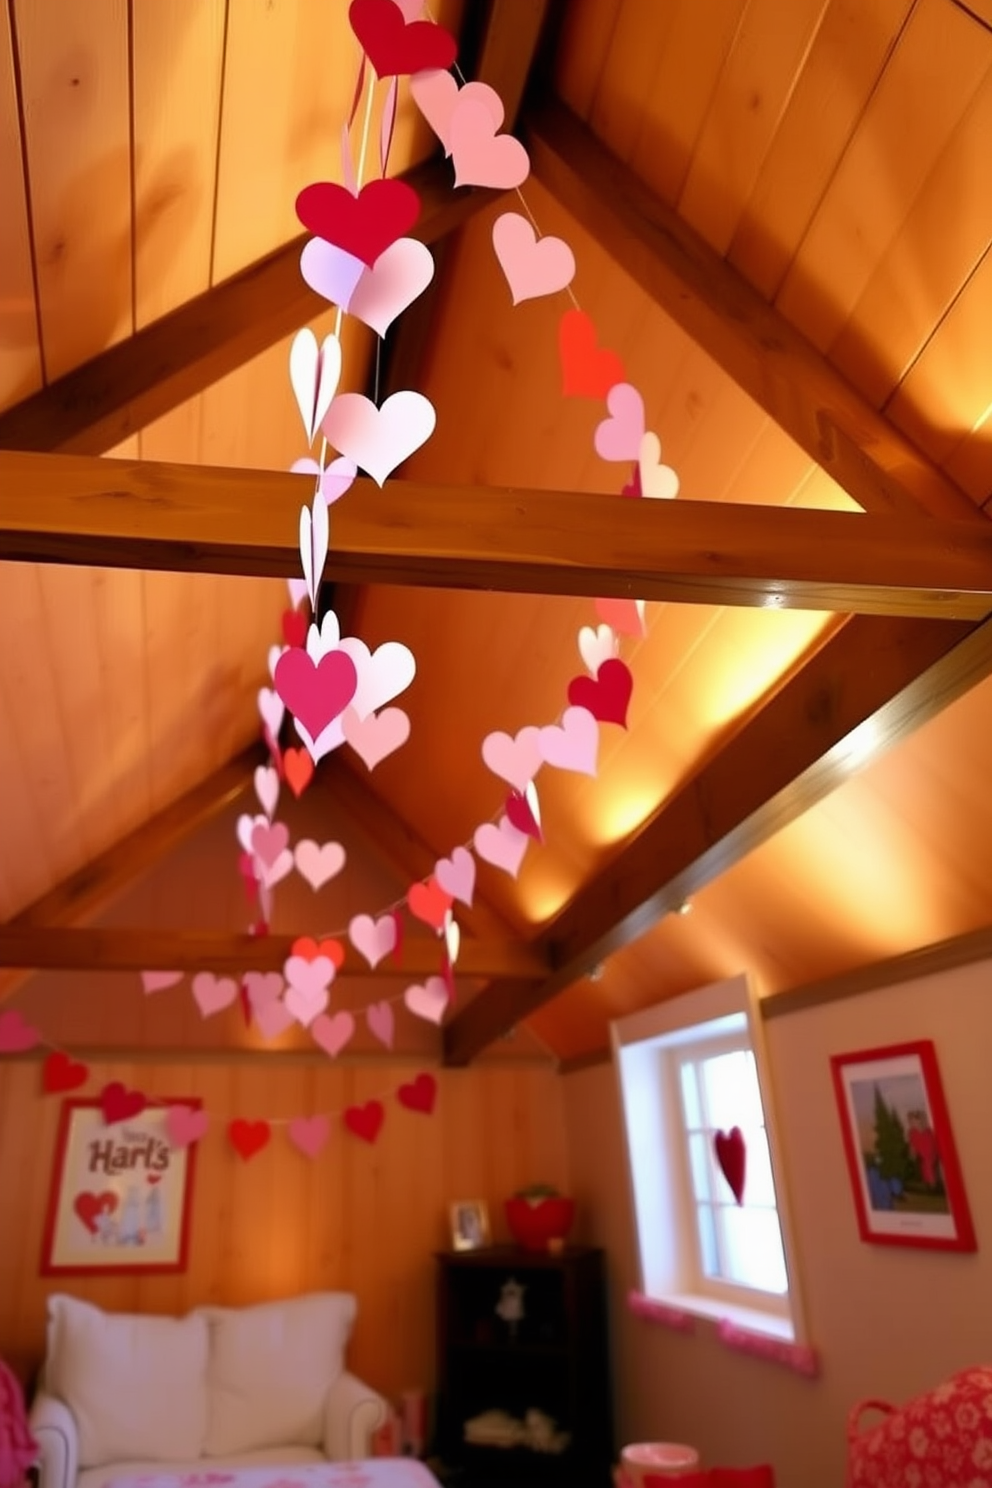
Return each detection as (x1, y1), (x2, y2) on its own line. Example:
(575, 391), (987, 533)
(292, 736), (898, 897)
(701, 1050), (764, 1131)
(717, 1206), (788, 1294)
(697, 1204), (719, 1278)
(688, 1132), (711, 1200)
(742, 1126), (776, 1208)
(679, 1060), (701, 1129)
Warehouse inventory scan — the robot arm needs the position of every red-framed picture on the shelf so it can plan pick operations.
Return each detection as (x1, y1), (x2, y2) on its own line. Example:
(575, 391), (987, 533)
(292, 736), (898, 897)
(830, 1041), (975, 1252)
(42, 1098), (198, 1275)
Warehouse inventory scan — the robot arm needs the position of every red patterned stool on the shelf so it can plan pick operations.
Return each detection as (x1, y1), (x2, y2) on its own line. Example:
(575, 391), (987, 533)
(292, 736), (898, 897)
(847, 1366), (992, 1486)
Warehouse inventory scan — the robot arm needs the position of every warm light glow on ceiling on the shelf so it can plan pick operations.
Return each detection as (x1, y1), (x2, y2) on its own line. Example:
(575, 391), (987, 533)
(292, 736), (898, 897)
(516, 863), (576, 925)
(588, 784), (660, 846)
(701, 610), (832, 729)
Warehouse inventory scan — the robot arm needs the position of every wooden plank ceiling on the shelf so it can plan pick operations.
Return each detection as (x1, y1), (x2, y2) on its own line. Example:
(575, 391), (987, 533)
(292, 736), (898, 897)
(1, 0), (991, 1064)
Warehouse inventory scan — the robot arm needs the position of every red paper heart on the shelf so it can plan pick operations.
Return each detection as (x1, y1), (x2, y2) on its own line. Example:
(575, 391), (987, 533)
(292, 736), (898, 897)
(505, 790), (542, 842)
(73, 1190), (118, 1235)
(407, 877), (453, 931)
(621, 462), (642, 498)
(595, 596), (645, 637)
(349, 0), (457, 76)
(291, 936), (346, 969)
(567, 658), (633, 728)
(283, 747), (314, 798)
(229, 1118), (271, 1161)
(344, 1100), (385, 1144)
(274, 647), (358, 743)
(100, 1080), (147, 1125)
(558, 308), (625, 399)
(714, 1126), (747, 1206)
(296, 178), (421, 268)
(43, 1051), (89, 1095)
(281, 608), (308, 648)
(397, 1072), (437, 1115)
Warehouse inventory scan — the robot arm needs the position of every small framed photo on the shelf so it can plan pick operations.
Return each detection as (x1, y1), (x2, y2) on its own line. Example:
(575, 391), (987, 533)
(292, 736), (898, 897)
(450, 1200), (490, 1251)
(830, 1040), (975, 1252)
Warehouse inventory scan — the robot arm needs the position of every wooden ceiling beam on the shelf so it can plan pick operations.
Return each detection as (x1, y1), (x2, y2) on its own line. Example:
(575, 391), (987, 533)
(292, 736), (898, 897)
(524, 97), (984, 528)
(442, 612), (992, 1063)
(4, 450), (992, 617)
(0, 924), (547, 979)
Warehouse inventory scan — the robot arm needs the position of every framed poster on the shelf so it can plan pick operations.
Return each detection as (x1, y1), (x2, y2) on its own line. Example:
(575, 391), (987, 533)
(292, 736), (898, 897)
(42, 1098), (198, 1275)
(830, 1041), (975, 1252)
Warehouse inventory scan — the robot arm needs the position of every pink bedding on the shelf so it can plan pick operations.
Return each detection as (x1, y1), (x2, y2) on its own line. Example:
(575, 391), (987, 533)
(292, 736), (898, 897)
(106, 1463), (440, 1488)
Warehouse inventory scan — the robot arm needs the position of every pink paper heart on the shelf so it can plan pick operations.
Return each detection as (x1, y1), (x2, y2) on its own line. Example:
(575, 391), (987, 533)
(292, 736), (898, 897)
(192, 972), (239, 1019)
(291, 455), (358, 506)
(341, 705), (410, 770)
(288, 1114), (331, 1158)
(274, 646), (358, 742)
(366, 1000), (395, 1048)
(434, 845), (475, 907)
(140, 969), (183, 995)
(253, 997), (295, 1041)
(594, 382), (646, 462)
(481, 725), (542, 793)
(339, 637), (416, 718)
(165, 1105), (209, 1149)
(638, 431), (680, 500)
(257, 685), (285, 739)
(595, 596), (646, 636)
(349, 237), (435, 337)
(473, 817), (529, 878)
(299, 237), (365, 309)
(250, 819), (290, 870)
(404, 976), (449, 1024)
(578, 623), (617, 675)
(262, 847), (294, 889)
(236, 811), (267, 854)
(243, 971), (284, 1006)
(0, 1009), (41, 1053)
(294, 839), (346, 891)
(491, 212), (575, 305)
(409, 70), (504, 155)
(349, 913), (398, 970)
(311, 1010), (356, 1057)
(450, 97), (530, 189)
(254, 764), (280, 818)
(284, 978), (331, 1028)
(538, 706), (599, 777)
(323, 390), (436, 487)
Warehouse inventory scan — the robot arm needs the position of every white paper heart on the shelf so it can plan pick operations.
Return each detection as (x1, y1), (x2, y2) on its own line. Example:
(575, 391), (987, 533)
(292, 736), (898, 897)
(322, 391), (436, 487)
(299, 489), (329, 608)
(287, 577), (309, 609)
(258, 686), (285, 739)
(338, 637), (416, 719)
(638, 430), (680, 500)
(578, 623), (617, 676)
(306, 611), (342, 662)
(295, 839), (347, 891)
(236, 812), (268, 855)
(349, 238), (435, 338)
(254, 765), (280, 819)
(289, 329), (342, 445)
(444, 914), (460, 965)
(268, 644), (286, 680)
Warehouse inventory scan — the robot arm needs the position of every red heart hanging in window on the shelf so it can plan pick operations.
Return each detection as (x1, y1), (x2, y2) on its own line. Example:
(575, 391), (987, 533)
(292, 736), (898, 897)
(714, 1126), (747, 1206)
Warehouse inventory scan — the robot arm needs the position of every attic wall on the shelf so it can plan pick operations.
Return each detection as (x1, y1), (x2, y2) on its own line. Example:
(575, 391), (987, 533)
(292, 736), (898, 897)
(0, 1057), (569, 1394)
(563, 958), (992, 1488)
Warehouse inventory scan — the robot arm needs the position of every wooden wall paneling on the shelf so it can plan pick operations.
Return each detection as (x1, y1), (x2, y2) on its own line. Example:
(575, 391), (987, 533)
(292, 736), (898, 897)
(728, 0), (915, 299)
(90, 566), (152, 833)
(945, 408), (992, 507)
(677, 0), (833, 255)
(131, 0), (225, 327)
(775, 0), (992, 351)
(0, 0), (42, 412)
(827, 66), (992, 408)
(585, 0), (683, 164)
(551, 0), (618, 121)
(13, 0), (132, 380)
(0, 657), (51, 920)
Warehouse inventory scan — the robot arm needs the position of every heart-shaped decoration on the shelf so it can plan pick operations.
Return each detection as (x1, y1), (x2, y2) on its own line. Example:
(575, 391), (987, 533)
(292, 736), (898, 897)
(281, 608), (308, 649)
(295, 838), (347, 891)
(296, 178), (421, 267)
(250, 820), (290, 870)
(299, 487), (330, 608)
(243, 970), (285, 1008)
(288, 1114), (331, 1158)
(481, 725), (542, 794)
(714, 1126), (747, 1206)
(344, 1100), (385, 1144)
(558, 308), (625, 398)
(366, 1000), (395, 1048)
(567, 657), (633, 728)
(284, 972), (332, 1028)
(349, 913), (398, 970)
(397, 1072), (437, 1115)
(283, 746), (315, 797)
(42, 1050), (89, 1094)
(339, 637), (417, 719)
(274, 646), (358, 743)
(595, 596), (646, 636)
(323, 390), (436, 487)
(311, 1010), (356, 1058)
(192, 972), (239, 1020)
(254, 764), (280, 818)
(229, 1118), (271, 1161)
(262, 848), (294, 890)
(638, 430), (680, 500)
(258, 685), (285, 740)
(299, 237), (366, 309)
(287, 576), (309, 609)
(473, 817), (529, 878)
(253, 997), (295, 1041)
(237, 812), (268, 855)
(306, 610), (341, 662)
(578, 623), (616, 676)
(139, 969), (183, 996)
(165, 1104), (209, 1149)
(505, 788), (542, 842)
(492, 212), (575, 305)
(349, 237), (435, 338)
(404, 976), (449, 1024)
(341, 704), (410, 770)
(450, 97), (530, 189)
(409, 71), (503, 155)
(100, 1080), (147, 1125)
(289, 329), (341, 446)
(435, 845), (475, 907)
(349, 0), (457, 77)
(291, 936), (346, 968)
(621, 462), (642, 498)
(0, 1009), (41, 1053)
(407, 877), (453, 931)
(538, 706), (599, 777)
(292, 454), (358, 508)
(594, 382), (646, 462)
(73, 1190), (118, 1235)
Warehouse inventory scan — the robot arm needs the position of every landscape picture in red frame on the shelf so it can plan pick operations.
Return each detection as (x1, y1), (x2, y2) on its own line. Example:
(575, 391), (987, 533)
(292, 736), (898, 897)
(41, 1097), (199, 1276)
(830, 1040), (975, 1252)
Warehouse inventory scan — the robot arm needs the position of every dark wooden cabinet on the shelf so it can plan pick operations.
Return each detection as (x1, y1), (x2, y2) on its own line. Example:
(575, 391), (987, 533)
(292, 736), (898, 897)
(434, 1245), (613, 1488)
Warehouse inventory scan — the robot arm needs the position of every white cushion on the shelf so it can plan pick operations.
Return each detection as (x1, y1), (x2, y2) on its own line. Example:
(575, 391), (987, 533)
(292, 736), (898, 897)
(45, 1294), (208, 1468)
(78, 1446), (326, 1488)
(198, 1293), (356, 1456)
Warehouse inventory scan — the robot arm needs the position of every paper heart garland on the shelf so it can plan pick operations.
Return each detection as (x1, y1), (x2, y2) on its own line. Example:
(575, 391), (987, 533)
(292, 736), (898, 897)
(341, 637), (417, 718)
(288, 1114), (331, 1158)
(100, 1081), (146, 1125)
(450, 97), (530, 189)
(407, 877), (453, 931)
(397, 1072), (437, 1115)
(505, 788), (542, 842)
(366, 1000), (395, 1049)
(295, 839), (347, 891)
(714, 1126), (747, 1206)
(292, 936), (346, 968)
(254, 764), (280, 818)
(296, 178), (421, 267)
(300, 237), (366, 310)
(435, 845), (475, 907)
(289, 329), (341, 446)
(299, 487), (330, 609)
(558, 308), (625, 398)
(537, 707), (599, 777)
(258, 686), (285, 740)
(341, 705), (410, 770)
(139, 968), (183, 996)
(251, 820), (290, 870)
(283, 747), (315, 798)
(594, 382), (646, 462)
(274, 646), (358, 744)
(578, 623), (617, 675)
(0, 1009), (41, 1053)
(349, 913), (398, 969)
(638, 430), (680, 500)
(348, 237), (435, 337)
(410, 71), (503, 155)
(311, 1010), (356, 1058)
(482, 725), (542, 793)
(473, 817), (529, 878)
(567, 657), (633, 728)
(492, 213), (575, 305)
(229, 1118), (271, 1161)
(42, 1050), (89, 1094)
(404, 977), (449, 1024)
(192, 972), (239, 1019)
(349, 0), (457, 77)
(284, 973), (332, 1028)
(166, 1104), (209, 1149)
(595, 596), (646, 637)
(344, 1100), (385, 1144)
(323, 390), (436, 487)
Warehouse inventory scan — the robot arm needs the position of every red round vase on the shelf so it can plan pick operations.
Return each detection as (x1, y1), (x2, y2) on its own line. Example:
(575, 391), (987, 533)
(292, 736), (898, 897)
(505, 1196), (575, 1251)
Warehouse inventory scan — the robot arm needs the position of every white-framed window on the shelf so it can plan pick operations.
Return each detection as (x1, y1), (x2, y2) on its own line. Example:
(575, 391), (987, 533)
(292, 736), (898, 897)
(612, 974), (806, 1342)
